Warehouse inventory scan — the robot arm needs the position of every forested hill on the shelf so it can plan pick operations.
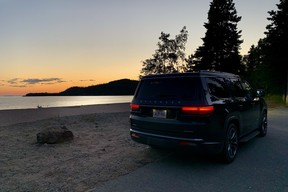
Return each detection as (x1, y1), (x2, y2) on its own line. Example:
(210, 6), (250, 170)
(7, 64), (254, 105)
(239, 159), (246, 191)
(25, 79), (139, 96)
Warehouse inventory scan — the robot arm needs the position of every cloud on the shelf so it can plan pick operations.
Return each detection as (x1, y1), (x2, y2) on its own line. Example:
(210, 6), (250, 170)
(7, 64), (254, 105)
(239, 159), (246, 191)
(11, 85), (28, 88)
(80, 79), (96, 82)
(7, 78), (21, 85)
(5, 77), (66, 87)
(21, 78), (65, 85)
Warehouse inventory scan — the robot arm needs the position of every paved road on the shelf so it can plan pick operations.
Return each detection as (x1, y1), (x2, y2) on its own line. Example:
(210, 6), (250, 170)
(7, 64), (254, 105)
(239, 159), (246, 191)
(92, 107), (288, 192)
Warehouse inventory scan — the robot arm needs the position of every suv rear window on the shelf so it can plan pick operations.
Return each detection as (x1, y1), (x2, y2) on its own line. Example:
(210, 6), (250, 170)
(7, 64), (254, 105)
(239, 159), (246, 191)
(135, 77), (202, 102)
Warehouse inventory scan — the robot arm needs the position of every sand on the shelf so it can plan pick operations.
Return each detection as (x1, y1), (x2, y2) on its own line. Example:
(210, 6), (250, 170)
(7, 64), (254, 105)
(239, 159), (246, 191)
(0, 103), (168, 192)
(0, 103), (132, 127)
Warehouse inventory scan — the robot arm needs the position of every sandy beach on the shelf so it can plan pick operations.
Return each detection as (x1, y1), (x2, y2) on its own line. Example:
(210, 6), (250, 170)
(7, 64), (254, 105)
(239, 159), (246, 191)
(0, 103), (131, 127)
(0, 103), (168, 191)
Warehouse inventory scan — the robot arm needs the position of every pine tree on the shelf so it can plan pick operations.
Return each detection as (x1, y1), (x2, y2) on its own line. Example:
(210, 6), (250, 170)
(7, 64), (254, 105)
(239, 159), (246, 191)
(187, 0), (243, 74)
(243, 39), (270, 90)
(264, 0), (288, 98)
(140, 27), (188, 76)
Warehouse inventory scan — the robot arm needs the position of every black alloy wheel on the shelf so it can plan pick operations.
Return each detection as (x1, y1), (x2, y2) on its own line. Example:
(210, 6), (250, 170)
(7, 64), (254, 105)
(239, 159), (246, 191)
(222, 123), (239, 164)
(259, 112), (268, 137)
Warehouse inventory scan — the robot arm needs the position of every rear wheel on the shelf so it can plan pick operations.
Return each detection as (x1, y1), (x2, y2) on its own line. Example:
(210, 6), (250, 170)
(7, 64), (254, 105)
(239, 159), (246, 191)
(259, 112), (268, 137)
(222, 123), (239, 164)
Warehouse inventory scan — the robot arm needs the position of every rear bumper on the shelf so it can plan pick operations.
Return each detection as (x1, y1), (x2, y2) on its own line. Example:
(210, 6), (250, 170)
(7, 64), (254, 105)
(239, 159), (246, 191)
(130, 129), (224, 154)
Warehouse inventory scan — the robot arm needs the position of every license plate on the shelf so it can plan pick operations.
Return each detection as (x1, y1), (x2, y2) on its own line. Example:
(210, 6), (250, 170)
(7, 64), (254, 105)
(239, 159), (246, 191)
(153, 109), (167, 118)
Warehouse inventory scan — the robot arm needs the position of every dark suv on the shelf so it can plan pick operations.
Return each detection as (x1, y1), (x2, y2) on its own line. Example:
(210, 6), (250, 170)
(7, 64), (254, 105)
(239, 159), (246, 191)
(130, 71), (267, 163)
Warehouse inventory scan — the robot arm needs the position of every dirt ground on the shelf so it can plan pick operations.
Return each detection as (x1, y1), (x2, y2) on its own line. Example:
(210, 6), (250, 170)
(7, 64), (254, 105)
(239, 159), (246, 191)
(0, 112), (169, 192)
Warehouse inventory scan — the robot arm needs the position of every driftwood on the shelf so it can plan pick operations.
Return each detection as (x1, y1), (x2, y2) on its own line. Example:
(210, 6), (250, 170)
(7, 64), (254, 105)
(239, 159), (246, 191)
(37, 126), (74, 144)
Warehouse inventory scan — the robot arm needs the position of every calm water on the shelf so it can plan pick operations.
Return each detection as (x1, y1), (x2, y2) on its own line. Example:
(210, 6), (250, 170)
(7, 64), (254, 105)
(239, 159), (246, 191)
(0, 96), (133, 110)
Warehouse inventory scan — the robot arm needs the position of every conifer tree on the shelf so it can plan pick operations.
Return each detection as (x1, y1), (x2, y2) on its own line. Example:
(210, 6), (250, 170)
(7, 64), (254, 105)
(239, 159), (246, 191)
(243, 39), (270, 90)
(264, 0), (288, 98)
(187, 0), (243, 74)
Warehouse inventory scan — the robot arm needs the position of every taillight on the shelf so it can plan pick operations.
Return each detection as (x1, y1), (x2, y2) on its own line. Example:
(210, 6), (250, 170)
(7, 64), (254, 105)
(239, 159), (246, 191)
(130, 104), (140, 111)
(181, 106), (214, 115)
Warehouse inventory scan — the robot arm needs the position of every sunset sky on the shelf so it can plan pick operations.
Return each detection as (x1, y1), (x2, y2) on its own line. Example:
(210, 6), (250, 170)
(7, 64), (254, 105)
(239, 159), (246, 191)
(0, 0), (278, 95)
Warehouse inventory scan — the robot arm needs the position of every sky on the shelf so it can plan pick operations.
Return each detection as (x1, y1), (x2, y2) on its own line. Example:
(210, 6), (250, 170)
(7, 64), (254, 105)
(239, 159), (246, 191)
(0, 0), (279, 95)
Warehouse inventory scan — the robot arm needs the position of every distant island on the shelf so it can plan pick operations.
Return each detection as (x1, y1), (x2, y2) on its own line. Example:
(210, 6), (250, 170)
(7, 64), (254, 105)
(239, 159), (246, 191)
(25, 79), (139, 96)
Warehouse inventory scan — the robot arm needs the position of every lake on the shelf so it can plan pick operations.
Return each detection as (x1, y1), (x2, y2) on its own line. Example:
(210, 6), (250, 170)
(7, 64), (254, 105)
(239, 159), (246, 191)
(0, 96), (133, 110)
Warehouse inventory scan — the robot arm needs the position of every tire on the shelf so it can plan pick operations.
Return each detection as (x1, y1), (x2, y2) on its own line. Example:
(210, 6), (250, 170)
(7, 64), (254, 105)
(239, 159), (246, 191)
(259, 112), (268, 137)
(222, 123), (239, 164)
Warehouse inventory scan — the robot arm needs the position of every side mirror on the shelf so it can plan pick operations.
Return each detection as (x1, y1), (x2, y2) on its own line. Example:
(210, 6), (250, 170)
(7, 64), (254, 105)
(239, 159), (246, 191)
(256, 89), (265, 97)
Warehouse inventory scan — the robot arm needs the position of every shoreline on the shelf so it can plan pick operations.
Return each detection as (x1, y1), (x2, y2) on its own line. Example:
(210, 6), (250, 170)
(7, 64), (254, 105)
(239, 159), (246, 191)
(0, 95), (133, 111)
(0, 103), (130, 127)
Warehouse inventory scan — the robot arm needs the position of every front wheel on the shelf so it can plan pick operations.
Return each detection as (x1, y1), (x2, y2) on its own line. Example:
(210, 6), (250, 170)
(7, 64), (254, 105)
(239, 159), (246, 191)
(259, 112), (268, 137)
(222, 123), (239, 164)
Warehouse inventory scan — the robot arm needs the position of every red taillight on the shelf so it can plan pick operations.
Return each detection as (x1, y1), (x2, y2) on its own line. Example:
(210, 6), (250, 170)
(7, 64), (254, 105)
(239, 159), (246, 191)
(181, 106), (214, 115)
(131, 133), (140, 138)
(130, 104), (140, 110)
(179, 141), (197, 146)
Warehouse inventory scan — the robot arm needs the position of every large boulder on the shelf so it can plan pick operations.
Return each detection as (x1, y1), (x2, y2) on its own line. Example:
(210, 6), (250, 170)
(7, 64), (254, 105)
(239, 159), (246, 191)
(37, 126), (74, 144)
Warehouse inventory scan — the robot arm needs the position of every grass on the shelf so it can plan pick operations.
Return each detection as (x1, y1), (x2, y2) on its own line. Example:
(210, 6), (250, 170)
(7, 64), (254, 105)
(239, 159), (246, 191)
(265, 94), (287, 108)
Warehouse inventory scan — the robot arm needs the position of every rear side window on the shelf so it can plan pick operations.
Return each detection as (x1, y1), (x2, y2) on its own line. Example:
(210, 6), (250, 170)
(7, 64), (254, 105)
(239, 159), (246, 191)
(135, 77), (202, 102)
(205, 77), (230, 99)
(230, 78), (246, 97)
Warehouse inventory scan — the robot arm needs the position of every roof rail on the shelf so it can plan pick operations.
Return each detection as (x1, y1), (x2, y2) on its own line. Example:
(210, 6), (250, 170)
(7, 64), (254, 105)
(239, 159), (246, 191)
(198, 70), (238, 77)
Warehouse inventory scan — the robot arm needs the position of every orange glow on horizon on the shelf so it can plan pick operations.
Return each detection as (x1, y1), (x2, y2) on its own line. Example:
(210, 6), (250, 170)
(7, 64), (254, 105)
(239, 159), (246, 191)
(2, 82), (85, 96)
(1, 74), (139, 96)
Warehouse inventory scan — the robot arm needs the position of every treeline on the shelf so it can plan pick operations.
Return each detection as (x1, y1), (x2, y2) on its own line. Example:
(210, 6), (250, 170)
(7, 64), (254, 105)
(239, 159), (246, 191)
(244, 0), (288, 97)
(141, 0), (288, 102)
(26, 79), (139, 96)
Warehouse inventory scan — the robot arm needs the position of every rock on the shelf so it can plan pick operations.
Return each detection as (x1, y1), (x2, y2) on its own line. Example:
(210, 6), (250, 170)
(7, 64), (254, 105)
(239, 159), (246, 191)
(37, 126), (74, 144)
